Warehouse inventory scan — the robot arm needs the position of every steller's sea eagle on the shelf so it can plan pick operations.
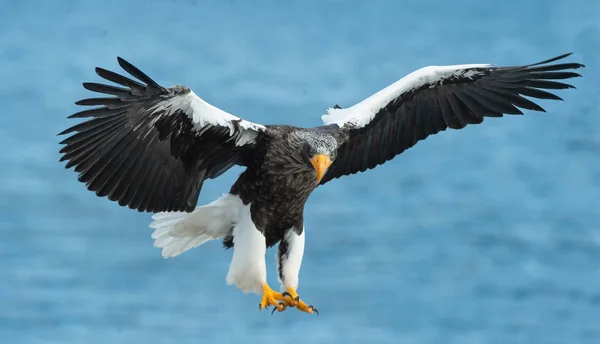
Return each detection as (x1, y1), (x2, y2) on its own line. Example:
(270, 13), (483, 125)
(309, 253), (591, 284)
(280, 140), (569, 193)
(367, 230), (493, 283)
(59, 53), (584, 315)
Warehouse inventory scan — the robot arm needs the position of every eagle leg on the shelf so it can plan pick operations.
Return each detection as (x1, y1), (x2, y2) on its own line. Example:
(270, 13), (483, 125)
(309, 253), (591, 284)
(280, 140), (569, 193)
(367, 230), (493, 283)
(259, 283), (287, 312)
(282, 288), (318, 315)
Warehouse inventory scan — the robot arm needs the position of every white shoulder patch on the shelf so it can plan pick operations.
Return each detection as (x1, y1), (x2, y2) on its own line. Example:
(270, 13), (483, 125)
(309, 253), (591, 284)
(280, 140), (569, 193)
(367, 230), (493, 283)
(321, 63), (491, 129)
(151, 88), (266, 146)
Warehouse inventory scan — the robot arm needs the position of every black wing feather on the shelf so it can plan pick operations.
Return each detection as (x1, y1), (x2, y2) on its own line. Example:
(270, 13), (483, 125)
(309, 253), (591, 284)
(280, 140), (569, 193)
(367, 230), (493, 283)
(59, 58), (263, 212)
(321, 53), (584, 184)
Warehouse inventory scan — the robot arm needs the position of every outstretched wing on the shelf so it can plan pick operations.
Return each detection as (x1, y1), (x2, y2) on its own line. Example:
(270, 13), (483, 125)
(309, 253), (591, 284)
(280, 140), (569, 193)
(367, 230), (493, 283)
(320, 53), (584, 184)
(59, 57), (266, 213)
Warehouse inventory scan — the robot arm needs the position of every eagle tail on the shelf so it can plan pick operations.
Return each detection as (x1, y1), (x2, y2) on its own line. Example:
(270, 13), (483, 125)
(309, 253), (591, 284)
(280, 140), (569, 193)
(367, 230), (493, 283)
(149, 194), (241, 258)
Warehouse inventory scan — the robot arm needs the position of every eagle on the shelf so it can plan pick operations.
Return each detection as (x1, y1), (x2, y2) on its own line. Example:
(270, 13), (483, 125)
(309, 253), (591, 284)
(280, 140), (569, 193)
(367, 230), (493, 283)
(58, 53), (584, 315)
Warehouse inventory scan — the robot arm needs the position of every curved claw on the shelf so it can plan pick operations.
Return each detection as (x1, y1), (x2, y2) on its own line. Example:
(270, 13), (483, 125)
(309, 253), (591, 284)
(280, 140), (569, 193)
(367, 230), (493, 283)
(282, 291), (300, 301)
(259, 283), (288, 312)
(282, 291), (301, 307)
(271, 302), (286, 315)
(310, 305), (319, 315)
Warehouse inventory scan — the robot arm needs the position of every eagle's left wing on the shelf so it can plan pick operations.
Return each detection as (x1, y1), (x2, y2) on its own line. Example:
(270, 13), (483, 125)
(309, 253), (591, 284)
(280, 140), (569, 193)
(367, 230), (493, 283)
(320, 53), (584, 184)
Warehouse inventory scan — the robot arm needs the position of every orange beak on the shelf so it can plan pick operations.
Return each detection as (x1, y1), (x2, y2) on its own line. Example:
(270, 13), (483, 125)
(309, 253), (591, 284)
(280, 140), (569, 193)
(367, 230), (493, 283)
(309, 154), (333, 183)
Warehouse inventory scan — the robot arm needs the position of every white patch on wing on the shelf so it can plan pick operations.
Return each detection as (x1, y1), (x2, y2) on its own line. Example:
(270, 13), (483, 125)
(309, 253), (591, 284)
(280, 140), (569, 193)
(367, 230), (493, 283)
(276, 227), (305, 291)
(150, 88), (266, 146)
(321, 63), (491, 129)
(226, 202), (267, 294)
(149, 193), (243, 258)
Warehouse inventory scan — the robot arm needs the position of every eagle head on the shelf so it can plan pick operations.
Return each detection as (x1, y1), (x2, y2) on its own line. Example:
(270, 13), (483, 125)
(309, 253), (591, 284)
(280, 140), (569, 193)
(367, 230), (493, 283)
(297, 132), (338, 183)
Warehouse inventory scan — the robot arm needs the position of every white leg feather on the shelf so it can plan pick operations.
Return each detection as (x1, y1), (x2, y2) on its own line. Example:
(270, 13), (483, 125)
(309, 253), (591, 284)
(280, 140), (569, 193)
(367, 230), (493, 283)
(276, 227), (305, 291)
(149, 194), (243, 258)
(226, 202), (267, 295)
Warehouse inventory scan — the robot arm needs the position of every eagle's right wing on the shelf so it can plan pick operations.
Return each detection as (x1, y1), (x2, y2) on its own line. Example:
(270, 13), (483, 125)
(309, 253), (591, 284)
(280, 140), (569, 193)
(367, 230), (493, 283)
(59, 57), (266, 213)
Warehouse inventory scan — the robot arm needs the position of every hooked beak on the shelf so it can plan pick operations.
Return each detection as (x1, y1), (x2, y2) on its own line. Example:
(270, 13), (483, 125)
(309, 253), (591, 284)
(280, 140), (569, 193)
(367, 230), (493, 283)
(309, 154), (333, 183)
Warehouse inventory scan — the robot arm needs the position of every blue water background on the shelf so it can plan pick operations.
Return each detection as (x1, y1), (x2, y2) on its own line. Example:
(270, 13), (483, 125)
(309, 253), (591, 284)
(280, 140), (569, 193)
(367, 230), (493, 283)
(1, 1), (599, 343)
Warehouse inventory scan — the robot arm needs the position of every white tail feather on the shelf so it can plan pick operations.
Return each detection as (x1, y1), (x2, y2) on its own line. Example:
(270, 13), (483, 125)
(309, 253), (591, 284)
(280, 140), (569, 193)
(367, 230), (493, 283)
(149, 194), (243, 258)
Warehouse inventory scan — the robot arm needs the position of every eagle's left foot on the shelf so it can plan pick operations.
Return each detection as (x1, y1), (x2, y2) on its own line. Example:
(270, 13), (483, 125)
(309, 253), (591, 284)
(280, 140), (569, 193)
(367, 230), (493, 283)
(282, 288), (319, 315)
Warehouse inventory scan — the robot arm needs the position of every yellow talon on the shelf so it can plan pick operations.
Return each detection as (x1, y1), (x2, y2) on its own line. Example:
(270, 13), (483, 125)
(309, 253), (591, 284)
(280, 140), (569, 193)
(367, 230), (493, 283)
(282, 288), (318, 315)
(259, 283), (286, 312)
(282, 288), (299, 306)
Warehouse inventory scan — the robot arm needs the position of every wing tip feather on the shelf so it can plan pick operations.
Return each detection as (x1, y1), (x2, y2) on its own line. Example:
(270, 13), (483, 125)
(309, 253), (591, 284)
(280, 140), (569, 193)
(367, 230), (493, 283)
(57, 126), (75, 136)
(115, 56), (163, 89)
(529, 52), (586, 70)
(116, 56), (129, 68)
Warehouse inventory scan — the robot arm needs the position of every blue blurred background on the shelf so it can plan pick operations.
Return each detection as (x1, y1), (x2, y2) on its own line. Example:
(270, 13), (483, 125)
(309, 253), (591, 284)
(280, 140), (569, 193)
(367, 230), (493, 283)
(1, 1), (599, 343)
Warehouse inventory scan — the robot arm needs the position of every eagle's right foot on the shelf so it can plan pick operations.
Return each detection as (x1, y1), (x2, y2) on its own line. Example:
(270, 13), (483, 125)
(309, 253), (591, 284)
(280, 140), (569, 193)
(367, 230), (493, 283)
(259, 283), (286, 312)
